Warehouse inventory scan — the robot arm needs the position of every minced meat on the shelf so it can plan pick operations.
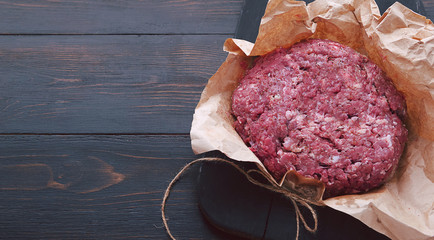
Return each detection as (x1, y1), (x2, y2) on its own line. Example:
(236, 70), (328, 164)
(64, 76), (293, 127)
(232, 39), (408, 198)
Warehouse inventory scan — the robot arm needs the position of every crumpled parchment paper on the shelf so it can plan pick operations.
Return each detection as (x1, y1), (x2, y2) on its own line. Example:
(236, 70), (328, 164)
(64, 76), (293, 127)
(190, 0), (434, 239)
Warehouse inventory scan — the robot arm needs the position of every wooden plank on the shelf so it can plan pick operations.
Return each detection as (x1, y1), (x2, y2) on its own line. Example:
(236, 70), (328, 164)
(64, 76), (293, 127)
(235, 0), (268, 42)
(263, 194), (390, 240)
(0, 0), (243, 34)
(198, 157), (391, 240)
(421, 0), (434, 20)
(198, 161), (273, 239)
(0, 35), (230, 134)
(0, 135), (229, 239)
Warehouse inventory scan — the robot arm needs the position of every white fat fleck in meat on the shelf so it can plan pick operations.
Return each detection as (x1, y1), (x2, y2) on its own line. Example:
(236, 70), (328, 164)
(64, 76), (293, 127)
(285, 110), (297, 120)
(313, 113), (324, 123)
(295, 114), (305, 124)
(324, 117), (335, 122)
(376, 119), (388, 124)
(331, 156), (340, 163)
(247, 84), (256, 90)
(270, 94), (281, 100)
(352, 83), (362, 89)
(357, 128), (368, 134)
(385, 135), (392, 148)
(378, 135), (393, 148)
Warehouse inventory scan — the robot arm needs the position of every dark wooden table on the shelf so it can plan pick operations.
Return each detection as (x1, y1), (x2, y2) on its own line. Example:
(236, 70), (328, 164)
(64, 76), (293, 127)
(0, 1), (432, 239)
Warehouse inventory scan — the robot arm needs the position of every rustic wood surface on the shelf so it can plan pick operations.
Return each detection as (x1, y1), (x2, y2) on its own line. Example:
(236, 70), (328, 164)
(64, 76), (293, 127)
(0, 0), (242, 34)
(0, 35), (229, 133)
(0, 0), (432, 239)
(0, 135), (223, 239)
(422, 0), (434, 19)
(0, 0), (243, 239)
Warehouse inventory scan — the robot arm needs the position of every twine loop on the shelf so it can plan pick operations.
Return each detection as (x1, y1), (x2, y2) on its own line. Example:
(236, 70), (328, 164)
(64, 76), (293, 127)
(161, 157), (324, 240)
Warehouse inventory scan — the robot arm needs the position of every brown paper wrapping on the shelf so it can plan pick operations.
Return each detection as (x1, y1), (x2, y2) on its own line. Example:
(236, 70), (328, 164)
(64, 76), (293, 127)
(190, 0), (434, 239)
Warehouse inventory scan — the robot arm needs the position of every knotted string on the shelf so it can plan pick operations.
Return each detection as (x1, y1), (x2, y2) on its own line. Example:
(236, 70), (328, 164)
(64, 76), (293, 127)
(161, 157), (324, 240)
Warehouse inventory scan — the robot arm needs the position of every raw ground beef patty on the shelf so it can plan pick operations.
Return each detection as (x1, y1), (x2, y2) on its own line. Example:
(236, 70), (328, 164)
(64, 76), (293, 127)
(232, 39), (408, 198)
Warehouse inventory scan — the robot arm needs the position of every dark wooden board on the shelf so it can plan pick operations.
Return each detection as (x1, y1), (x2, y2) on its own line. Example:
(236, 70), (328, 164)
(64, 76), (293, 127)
(199, 161), (390, 240)
(0, 35), (230, 134)
(422, 0), (434, 20)
(0, 135), (228, 239)
(199, 161), (273, 240)
(197, 0), (432, 239)
(235, 0), (269, 43)
(0, 0), (243, 34)
(263, 194), (390, 240)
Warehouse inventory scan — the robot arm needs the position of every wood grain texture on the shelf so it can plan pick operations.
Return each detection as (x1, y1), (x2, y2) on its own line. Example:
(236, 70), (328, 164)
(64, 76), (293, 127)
(0, 0), (243, 34)
(421, 0), (433, 20)
(0, 35), (230, 134)
(0, 135), (227, 239)
(1, 0), (431, 239)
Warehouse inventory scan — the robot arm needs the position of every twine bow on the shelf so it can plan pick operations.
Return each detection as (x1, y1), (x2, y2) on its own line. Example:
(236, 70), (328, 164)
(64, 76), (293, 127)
(161, 157), (324, 240)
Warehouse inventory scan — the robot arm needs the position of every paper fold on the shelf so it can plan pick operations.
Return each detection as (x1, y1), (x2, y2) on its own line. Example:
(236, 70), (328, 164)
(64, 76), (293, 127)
(190, 0), (434, 239)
